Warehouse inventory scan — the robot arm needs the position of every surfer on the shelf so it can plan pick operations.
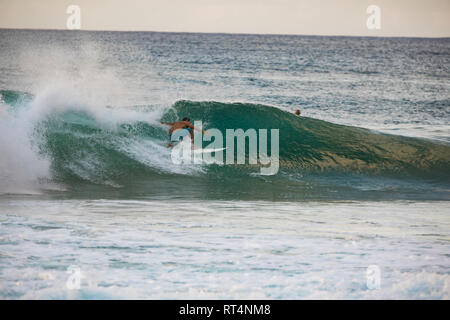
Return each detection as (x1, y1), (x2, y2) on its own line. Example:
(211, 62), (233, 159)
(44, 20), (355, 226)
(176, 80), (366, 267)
(161, 117), (207, 148)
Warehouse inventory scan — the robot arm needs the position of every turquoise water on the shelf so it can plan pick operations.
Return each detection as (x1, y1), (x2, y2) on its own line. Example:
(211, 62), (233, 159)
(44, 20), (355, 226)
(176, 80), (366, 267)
(0, 29), (449, 299)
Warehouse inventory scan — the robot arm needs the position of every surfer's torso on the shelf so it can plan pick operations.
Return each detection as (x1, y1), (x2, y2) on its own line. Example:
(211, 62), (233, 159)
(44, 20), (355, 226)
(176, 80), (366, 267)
(168, 121), (192, 135)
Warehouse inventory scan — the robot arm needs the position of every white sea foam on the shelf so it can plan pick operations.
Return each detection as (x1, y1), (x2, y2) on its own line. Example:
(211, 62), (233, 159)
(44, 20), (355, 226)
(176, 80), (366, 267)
(0, 99), (51, 194)
(0, 200), (448, 299)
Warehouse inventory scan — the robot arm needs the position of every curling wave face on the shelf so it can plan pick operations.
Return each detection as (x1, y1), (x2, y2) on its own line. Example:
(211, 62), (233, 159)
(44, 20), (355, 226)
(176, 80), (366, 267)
(1, 90), (449, 200)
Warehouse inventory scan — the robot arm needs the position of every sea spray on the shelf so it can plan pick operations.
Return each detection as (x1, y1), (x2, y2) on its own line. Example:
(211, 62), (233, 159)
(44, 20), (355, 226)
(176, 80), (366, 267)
(0, 94), (51, 194)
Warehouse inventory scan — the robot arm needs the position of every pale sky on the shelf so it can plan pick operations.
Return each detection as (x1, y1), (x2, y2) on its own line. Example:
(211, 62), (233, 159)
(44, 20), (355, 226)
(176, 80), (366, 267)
(0, 0), (449, 37)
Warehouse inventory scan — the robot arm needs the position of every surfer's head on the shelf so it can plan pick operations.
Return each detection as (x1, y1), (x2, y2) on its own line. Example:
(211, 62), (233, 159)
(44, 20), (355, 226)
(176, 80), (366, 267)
(182, 117), (191, 123)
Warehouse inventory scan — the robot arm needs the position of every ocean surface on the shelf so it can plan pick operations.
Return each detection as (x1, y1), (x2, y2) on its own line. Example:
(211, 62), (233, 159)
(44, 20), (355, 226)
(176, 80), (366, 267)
(0, 29), (449, 299)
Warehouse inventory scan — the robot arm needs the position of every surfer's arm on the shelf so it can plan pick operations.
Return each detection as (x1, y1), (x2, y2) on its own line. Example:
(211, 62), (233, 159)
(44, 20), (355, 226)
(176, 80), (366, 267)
(160, 121), (174, 126)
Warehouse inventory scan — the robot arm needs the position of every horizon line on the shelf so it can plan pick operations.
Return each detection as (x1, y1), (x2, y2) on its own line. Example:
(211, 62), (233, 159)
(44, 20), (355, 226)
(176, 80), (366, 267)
(1, 27), (449, 40)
